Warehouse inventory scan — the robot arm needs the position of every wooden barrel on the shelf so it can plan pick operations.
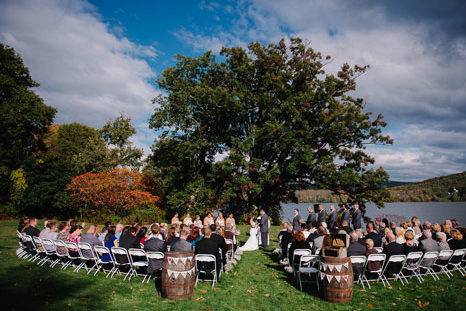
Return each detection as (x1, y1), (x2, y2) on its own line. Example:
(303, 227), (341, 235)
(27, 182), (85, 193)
(320, 256), (353, 303)
(161, 251), (195, 300)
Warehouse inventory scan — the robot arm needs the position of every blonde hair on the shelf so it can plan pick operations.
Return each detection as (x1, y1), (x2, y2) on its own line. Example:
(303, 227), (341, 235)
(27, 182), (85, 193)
(366, 238), (374, 249)
(443, 223), (451, 235)
(395, 227), (405, 238)
(432, 223), (441, 232)
(451, 229), (463, 241)
(404, 230), (414, 241)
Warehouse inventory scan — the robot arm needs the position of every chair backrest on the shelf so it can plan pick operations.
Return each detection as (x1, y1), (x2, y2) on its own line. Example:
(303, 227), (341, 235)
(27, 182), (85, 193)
(128, 248), (148, 264)
(387, 254), (406, 263)
(64, 242), (80, 259)
(78, 242), (95, 259)
(111, 247), (130, 264)
(449, 249), (465, 264)
(146, 251), (164, 260)
(42, 238), (56, 253)
(32, 236), (45, 251)
(374, 247), (383, 253)
(420, 251), (438, 267)
(299, 254), (319, 267)
(294, 249), (312, 257)
(54, 240), (68, 256)
(367, 253), (386, 262)
(94, 245), (112, 261)
(195, 254), (216, 262)
(383, 255), (406, 275)
(350, 255), (366, 265)
(438, 249), (453, 260)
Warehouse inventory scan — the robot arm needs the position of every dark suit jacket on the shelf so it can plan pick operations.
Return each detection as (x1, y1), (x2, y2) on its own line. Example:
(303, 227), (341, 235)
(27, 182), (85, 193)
(292, 215), (301, 231)
(119, 233), (140, 250)
(210, 233), (227, 265)
(144, 237), (165, 273)
(260, 214), (269, 233)
(383, 242), (404, 258)
(347, 241), (366, 257)
(306, 213), (316, 229)
(365, 231), (382, 247)
(328, 211), (337, 229)
(352, 209), (362, 229)
(23, 226), (40, 237)
(317, 211), (326, 225)
(195, 235), (224, 275)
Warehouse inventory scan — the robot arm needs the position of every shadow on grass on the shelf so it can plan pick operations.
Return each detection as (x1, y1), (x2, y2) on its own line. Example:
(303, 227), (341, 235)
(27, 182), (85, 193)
(0, 262), (110, 311)
(262, 248), (321, 298)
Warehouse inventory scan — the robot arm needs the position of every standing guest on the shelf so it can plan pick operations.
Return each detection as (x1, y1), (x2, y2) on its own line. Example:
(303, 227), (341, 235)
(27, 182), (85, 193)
(215, 212), (226, 229)
(102, 226), (118, 262)
(436, 232), (450, 251)
(183, 213), (193, 226)
(98, 221), (112, 242)
(351, 204), (362, 230)
(115, 223), (124, 240)
(81, 225), (102, 258)
(187, 226), (203, 247)
(23, 218), (40, 237)
(193, 215), (203, 228)
(225, 214), (236, 231)
(419, 230), (439, 253)
(403, 230), (419, 254)
(292, 208), (302, 232)
(316, 204), (326, 226)
(17, 216), (29, 233)
(364, 223), (382, 247)
(138, 227), (148, 245)
(171, 213), (180, 226)
(144, 225), (165, 273)
(171, 229), (193, 252)
(305, 207), (316, 229)
(395, 227), (406, 244)
(288, 231), (311, 266)
(348, 231), (366, 257)
(195, 226), (223, 277)
(203, 212), (215, 226)
(448, 229), (465, 250)
(383, 232), (404, 258)
(119, 227), (141, 250)
(327, 205), (337, 231)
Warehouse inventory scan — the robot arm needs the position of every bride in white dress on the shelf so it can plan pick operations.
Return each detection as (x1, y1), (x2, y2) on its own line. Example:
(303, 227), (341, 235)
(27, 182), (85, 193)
(239, 218), (259, 251)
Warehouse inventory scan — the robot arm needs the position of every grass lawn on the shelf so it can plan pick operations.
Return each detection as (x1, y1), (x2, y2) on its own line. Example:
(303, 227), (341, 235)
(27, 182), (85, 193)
(0, 220), (464, 310)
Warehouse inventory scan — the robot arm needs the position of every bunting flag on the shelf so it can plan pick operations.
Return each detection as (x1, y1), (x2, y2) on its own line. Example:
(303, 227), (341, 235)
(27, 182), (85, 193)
(326, 274), (333, 283)
(321, 263), (327, 271)
(335, 275), (341, 283)
(335, 264), (342, 272)
(320, 273), (325, 280)
(342, 275), (348, 282)
(167, 267), (195, 280)
(343, 262), (349, 269)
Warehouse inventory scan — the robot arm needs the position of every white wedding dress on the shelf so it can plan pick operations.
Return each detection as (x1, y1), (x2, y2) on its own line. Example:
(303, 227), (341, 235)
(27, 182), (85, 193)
(240, 226), (259, 251)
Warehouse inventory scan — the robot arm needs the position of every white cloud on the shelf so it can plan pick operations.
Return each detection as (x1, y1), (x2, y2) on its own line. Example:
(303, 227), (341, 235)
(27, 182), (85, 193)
(0, 0), (158, 128)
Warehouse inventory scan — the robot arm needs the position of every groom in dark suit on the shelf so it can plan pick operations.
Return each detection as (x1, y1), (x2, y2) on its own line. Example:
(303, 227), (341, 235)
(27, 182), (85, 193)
(259, 209), (269, 249)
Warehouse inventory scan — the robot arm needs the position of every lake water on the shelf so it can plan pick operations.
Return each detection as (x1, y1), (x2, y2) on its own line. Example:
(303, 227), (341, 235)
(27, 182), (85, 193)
(280, 202), (466, 225)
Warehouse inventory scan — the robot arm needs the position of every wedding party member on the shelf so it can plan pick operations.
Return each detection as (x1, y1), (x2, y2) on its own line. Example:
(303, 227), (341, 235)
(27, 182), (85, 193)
(171, 212), (180, 226)
(347, 231), (366, 257)
(240, 218), (259, 251)
(203, 212), (215, 226)
(23, 218), (40, 237)
(195, 226), (223, 277)
(327, 205), (337, 231)
(316, 204), (326, 225)
(305, 207), (315, 229)
(183, 213), (193, 226)
(225, 214), (236, 231)
(259, 209), (269, 248)
(292, 208), (302, 232)
(339, 204), (350, 225)
(351, 204), (362, 229)
(215, 212), (225, 228)
(193, 215), (203, 228)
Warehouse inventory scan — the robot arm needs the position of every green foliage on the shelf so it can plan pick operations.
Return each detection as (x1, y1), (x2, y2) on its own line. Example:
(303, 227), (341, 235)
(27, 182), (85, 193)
(100, 115), (143, 169)
(0, 43), (56, 204)
(148, 38), (392, 220)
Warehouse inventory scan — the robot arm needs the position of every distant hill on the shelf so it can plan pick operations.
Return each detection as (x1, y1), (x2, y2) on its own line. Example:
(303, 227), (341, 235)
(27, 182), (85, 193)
(295, 172), (466, 203)
(388, 171), (466, 202)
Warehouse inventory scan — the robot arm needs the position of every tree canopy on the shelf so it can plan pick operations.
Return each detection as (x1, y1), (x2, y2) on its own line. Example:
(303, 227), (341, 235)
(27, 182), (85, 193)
(148, 38), (392, 220)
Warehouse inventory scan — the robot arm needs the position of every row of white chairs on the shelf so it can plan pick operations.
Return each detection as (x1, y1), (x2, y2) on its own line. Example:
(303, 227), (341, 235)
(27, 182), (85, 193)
(17, 232), (237, 288)
(288, 248), (466, 291)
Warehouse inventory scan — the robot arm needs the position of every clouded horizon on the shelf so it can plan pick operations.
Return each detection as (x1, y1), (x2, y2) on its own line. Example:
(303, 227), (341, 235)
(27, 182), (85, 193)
(1, 0), (465, 182)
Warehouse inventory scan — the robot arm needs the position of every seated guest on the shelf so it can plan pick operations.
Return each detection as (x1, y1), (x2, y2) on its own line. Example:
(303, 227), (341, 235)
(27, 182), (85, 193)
(348, 231), (366, 257)
(312, 226), (327, 254)
(443, 223), (452, 240)
(209, 224), (228, 268)
(119, 226), (141, 250)
(138, 227), (148, 245)
(171, 229), (193, 252)
(67, 225), (83, 256)
(419, 230), (439, 253)
(17, 216), (29, 233)
(145, 224), (165, 274)
(40, 221), (58, 240)
(102, 226), (118, 262)
(436, 232), (450, 251)
(340, 220), (352, 234)
(431, 223), (442, 240)
(448, 229), (465, 250)
(187, 227), (203, 248)
(23, 218), (40, 237)
(395, 227), (405, 244)
(403, 230), (419, 254)
(98, 221), (112, 242)
(278, 223), (293, 259)
(364, 223), (382, 247)
(288, 231), (311, 266)
(115, 223), (124, 240)
(165, 226), (180, 250)
(365, 239), (381, 271)
(383, 232), (404, 258)
(81, 225), (102, 258)
(195, 226), (223, 277)
(56, 222), (70, 241)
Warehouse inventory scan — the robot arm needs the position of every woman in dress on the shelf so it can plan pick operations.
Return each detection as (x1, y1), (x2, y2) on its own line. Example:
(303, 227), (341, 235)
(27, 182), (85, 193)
(225, 214), (236, 231)
(193, 215), (203, 228)
(239, 218), (259, 251)
(171, 213), (181, 226)
(215, 212), (225, 228)
(203, 212), (214, 226)
(183, 213), (193, 226)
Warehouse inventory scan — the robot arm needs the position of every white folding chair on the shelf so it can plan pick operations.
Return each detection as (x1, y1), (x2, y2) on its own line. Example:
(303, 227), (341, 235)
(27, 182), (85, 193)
(32, 236), (47, 264)
(374, 247), (383, 253)
(350, 256), (367, 288)
(16, 231), (29, 259)
(401, 251), (423, 283)
(433, 249), (453, 278)
(93, 245), (116, 277)
(41, 238), (59, 267)
(195, 254), (217, 288)
(292, 249), (312, 278)
(225, 239), (234, 262)
(128, 248), (149, 282)
(64, 242), (81, 271)
(361, 253), (386, 289)
(77, 242), (98, 273)
(297, 254), (320, 291)
(418, 251), (439, 280)
(145, 251), (164, 283)
(381, 255), (406, 286)
(52, 240), (70, 268)
(447, 248), (466, 276)
(111, 247), (133, 280)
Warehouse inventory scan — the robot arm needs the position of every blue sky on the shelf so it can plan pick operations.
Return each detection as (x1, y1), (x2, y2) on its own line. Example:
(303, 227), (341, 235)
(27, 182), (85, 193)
(1, 0), (465, 181)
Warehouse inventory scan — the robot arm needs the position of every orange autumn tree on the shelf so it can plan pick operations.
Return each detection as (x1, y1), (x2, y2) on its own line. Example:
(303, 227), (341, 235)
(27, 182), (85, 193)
(67, 168), (161, 221)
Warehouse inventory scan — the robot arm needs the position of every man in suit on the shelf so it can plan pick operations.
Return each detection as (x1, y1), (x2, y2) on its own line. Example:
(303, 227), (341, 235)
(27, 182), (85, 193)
(364, 222), (382, 247)
(305, 207), (316, 229)
(196, 226), (224, 278)
(351, 204), (362, 230)
(347, 231), (366, 256)
(171, 229), (193, 252)
(259, 209), (269, 248)
(292, 208), (302, 232)
(119, 226), (141, 250)
(383, 232), (404, 259)
(209, 224), (228, 268)
(316, 204), (326, 226)
(419, 230), (440, 253)
(327, 205), (337, 232)
(23, 218), (40, 237)
(144, 225), (165, 274)
(339, 204), (350, 225)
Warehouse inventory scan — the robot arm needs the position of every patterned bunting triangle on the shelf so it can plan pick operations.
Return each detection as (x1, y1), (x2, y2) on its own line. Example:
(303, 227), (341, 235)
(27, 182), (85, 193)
(335, 264), (342, 272)
(326, 274), (333, 283)
(335, 275), (341, 283)
(320, 272), (325, 280)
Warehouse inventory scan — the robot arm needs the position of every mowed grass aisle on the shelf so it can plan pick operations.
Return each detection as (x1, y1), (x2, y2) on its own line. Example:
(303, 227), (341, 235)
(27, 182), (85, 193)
(0, 220), (464, 311)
